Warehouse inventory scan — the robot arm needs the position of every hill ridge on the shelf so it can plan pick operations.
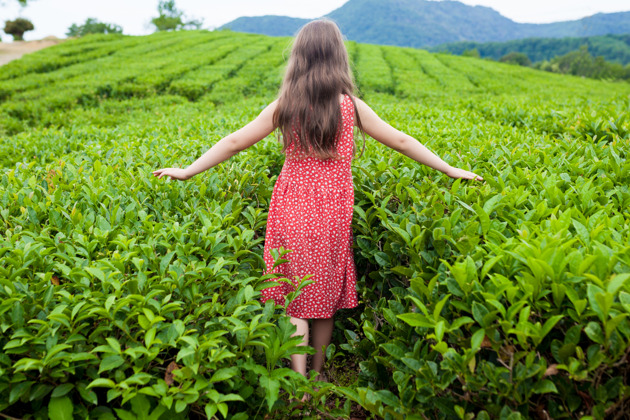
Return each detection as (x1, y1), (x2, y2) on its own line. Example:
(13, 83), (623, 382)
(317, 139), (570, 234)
(220, 0), (630, 48)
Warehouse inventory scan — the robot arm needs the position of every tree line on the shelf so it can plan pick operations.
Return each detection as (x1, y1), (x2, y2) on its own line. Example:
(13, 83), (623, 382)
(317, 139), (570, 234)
(434, 34), (630, 65)
(460, 44), (630, 82)
(3, 0), (202, 41)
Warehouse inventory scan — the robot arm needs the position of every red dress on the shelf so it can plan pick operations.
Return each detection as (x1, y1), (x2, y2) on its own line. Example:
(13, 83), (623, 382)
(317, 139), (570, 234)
(260, 94), (359, 318)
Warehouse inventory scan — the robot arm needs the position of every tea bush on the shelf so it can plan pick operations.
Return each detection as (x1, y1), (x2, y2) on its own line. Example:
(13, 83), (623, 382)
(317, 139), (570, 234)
(1, 30), (630, 419)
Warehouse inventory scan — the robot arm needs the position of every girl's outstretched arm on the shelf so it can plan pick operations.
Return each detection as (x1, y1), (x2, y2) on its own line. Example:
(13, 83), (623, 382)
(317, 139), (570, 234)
(153, 100), (278, 180)
(354, 98), (483, 181)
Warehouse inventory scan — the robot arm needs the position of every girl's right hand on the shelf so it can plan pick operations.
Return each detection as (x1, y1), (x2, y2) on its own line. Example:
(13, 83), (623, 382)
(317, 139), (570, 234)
(152, 168), (192, 181)
(444, 166), (484, 181)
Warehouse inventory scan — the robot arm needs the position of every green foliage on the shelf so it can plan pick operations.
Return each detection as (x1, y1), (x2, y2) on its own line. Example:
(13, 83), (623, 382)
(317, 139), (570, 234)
(433, 34), (630, 65)
(151, 0), (202, 32)
(67, 18), (123, 37)
(536, 46), (630, 81)
(499, 52), (531, 67)
(462, 49), (481, 59)
(3, 17), (34, 41)
(2, 30), (630, 419)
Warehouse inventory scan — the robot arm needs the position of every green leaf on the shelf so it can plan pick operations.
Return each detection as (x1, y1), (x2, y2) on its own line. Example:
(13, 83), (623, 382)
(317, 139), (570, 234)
(434, 320), (446, 342)
(51, 383), (74, 398)
(205, 404), (217, 419)
(433, 294), (450, 322)
(374, 251), (391, 267)
(175, 399), (187, 413)
(607, 273), (630, 295)
(619, 291), (630, 312)
(585, 322), (604, 345)
(397, 313), (434, 328)
(99, 355), (125, 373)
(541, 315), (563, 339)
(29, 384), (54, 402)
(48, 397), (73, 420)
(482, 194), (503, 215)
(472, 302), (489, 326)
(217, 402), (228, 418)
(481, 255), (503, 279)
(587, 284), (606, 322)
(87, 378), (117, 389)
(210, 367), (238, 383)
(449, 316), (475, 331)
(77, 382), (98, 405)
(9, 381), (33, 404)
(533, 380), (558, 394)
(381, 343), (405, 358)
(130, 394), (152, 418)
(85, 267), (105, 282)
(473, 203), (490, 235)
(160, 251), (175, 274)
(259, 375), (280, 410)
(572, 219), (590, 246)
(471, 329), (485, 352)
(391, 265), (414, 277)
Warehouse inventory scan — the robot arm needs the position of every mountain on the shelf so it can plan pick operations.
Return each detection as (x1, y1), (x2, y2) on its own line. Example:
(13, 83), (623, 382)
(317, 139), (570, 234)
(431, 34), (630, 65)
(220, 0), (630, 48)
(219, 16), (309, 37)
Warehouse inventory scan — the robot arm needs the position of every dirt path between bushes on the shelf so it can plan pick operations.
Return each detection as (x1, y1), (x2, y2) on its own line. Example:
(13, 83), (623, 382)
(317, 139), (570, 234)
(0, 36), (65, 66)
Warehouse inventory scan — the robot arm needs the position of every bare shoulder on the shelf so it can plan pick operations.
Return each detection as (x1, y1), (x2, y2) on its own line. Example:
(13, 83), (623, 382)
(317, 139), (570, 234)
(254, 99), (279, 125)
(349, 96), (379, 127)
(262, 99), (279, 114)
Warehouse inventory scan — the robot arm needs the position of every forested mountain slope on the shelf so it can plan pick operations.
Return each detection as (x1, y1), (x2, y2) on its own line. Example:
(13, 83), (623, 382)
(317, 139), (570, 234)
(432, 34), (630, 65)
(221, 0), (630, 48)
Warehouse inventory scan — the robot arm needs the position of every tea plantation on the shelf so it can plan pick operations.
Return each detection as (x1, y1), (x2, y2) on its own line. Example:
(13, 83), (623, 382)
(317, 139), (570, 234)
(1, 30), (630, 419)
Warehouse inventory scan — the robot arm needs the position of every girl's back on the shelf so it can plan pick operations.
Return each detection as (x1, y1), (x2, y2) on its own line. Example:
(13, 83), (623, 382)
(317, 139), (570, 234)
(262, 93), (359, 319)
(278, 94), (355, 191)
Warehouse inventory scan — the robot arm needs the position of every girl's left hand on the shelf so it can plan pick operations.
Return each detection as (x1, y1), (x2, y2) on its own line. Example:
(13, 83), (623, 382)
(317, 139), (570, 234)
(152, 168), (191, 181)
(444, 166), (484, 181)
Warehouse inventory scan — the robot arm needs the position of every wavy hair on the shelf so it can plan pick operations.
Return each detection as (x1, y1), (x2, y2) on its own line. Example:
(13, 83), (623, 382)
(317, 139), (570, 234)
(273, 19), (365, 160)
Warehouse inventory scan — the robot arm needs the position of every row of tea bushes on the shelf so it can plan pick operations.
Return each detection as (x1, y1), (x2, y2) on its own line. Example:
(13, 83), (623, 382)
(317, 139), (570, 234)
(1, 30), (630, 418)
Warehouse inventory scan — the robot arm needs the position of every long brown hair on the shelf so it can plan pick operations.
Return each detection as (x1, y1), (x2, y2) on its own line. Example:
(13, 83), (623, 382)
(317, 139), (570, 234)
(273, 19), (365, 160)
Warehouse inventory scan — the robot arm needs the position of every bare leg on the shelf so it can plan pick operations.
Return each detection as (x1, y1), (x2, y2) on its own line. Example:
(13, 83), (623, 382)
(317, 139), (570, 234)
(289, 317), (309, 376)
(311, 317), (334, 380)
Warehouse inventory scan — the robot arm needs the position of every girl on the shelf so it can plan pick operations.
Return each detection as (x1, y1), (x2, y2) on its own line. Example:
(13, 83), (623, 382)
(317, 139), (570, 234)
(153, 18), (483, 391)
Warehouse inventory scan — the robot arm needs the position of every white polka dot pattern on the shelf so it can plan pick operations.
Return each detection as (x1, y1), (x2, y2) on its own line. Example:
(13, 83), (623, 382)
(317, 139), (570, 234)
(260, 94), (359, 319)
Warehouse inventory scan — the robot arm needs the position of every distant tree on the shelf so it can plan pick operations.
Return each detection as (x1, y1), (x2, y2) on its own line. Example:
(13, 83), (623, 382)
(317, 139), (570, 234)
(67, 18), (122, 37)
(462, 48), (480, 58)
(4, 17), (34, 41)
(535, 45), (630, 81)
(0, 0), (30, 6)
(499, 52), (531, 67)
(151, 0), (203, 32)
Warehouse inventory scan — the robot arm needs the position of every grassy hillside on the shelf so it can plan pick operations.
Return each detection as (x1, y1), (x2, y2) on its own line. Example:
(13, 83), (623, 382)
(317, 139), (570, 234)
(221, 0), (630, 48)
(432, 34), (630, 65)
(1, 31), (630, 419)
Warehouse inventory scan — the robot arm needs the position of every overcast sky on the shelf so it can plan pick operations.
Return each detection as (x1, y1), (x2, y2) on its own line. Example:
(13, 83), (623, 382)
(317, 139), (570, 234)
(1, 0), (629, 42)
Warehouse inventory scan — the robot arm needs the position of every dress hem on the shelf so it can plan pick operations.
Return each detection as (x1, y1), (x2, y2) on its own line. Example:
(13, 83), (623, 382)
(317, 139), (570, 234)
(285, 302), (359, 319)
